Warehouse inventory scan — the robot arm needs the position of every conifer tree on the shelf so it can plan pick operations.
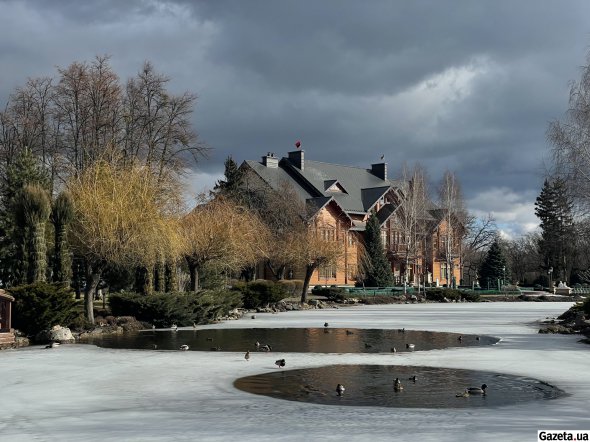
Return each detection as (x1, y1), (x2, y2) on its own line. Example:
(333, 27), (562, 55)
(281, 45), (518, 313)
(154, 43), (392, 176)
(534, 178), (575, 282)
(362, 212), (394, 287)
(213, 156), (244, 201)
(50, 191), (74, 285)
(479, 238), (508, 289)
(0, 148), (49, 286)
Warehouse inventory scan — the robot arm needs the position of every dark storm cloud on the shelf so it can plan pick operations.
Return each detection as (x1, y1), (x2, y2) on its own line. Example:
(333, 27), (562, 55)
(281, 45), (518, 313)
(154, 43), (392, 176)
(2, 0), (590, 235)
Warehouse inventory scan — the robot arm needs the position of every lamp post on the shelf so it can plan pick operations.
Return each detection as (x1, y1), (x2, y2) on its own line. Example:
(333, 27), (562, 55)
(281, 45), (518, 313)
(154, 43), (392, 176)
(548, 267), (553, 292)
(502, 266), (506, 289)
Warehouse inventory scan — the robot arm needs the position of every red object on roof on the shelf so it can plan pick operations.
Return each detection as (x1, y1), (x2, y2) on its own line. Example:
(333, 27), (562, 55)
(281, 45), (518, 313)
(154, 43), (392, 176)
(295, 140), (301, 149)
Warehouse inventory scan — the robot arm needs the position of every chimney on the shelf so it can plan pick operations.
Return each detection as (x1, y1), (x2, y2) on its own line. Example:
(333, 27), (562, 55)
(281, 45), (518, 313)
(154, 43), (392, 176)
(288, 150), (304, 170)
(261, 152), (278, 168)
(371, 162), (387, 180)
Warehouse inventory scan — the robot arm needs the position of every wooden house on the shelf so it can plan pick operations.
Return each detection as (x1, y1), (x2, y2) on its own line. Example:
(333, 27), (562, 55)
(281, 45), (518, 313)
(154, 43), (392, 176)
(242, 150), (463, 287)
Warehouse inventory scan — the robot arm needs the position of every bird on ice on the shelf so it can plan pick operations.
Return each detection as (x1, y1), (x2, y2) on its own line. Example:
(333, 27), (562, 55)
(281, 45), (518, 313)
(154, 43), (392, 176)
(179, 345), (189, 351)
(275, 359), (286, 368)
(245, 351), (250, 361)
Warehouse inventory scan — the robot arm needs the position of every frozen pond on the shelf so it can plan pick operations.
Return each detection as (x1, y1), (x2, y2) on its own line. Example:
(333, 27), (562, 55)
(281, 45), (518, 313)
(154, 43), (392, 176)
(82, 327), (498, 353)
(1, 302), (588, 442)
(235, 364), (566, 408)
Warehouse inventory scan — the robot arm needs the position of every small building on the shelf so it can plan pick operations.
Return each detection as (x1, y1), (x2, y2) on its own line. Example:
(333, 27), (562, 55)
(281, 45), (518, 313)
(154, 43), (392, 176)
(0, 290), (15, 347)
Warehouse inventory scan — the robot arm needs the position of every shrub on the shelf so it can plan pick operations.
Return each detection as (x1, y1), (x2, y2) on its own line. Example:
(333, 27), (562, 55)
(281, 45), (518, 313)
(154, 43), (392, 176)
(311, 286), (346, 302)
(109, 289), (242, 327)
(9, 282), (77, 336)
(232, 280), (289, 309)
(424, 288), (479, 302)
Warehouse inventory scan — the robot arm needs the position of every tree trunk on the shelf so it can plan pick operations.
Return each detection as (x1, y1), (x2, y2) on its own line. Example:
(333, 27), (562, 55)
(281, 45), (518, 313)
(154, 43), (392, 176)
(154, 259), (165, 292)
(165, 261), (177, 292)
(186, 257), (200, 292)
(300, 264), (316, 303)
(84, 261), (104, 324)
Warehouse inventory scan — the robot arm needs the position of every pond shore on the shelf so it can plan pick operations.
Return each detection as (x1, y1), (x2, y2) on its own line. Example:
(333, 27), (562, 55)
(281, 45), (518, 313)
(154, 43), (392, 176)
(1, 302), (589, 442)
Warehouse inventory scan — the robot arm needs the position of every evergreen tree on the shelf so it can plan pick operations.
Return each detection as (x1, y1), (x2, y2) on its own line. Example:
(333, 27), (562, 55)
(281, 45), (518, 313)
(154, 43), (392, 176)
(0, 148), (49, 286)
(479, 238), (508, 289)
(213, 156), (244, 201)
(15, 184), (51, 283)
(362, 212), (394, 287)
(534, 178), (575, 282)
(50, 191), (74, 285)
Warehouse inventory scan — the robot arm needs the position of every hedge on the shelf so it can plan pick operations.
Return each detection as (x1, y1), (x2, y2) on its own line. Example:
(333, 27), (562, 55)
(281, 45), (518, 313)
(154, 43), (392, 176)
(109, 289), (242, 327)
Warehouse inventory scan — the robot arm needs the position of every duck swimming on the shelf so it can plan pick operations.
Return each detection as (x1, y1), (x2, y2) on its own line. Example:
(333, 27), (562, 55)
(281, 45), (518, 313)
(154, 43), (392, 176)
(467, 384), (487, 395)
(336, 384), (345, 396)
(171, 324), (178, 332)
(406, 343), (415, 350)
(179, 344), (189, 351)
(393, 378), (403, 391)
(408, 375), (417, 382)
(45, 342), (60, 349)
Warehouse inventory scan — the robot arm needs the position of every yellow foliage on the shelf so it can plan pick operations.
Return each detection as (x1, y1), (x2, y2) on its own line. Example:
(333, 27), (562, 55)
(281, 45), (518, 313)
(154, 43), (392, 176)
(68, 160), (182, 268)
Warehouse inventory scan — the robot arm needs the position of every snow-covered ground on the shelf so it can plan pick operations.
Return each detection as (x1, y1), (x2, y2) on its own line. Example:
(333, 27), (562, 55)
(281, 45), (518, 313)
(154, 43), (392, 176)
(1, 302), (589, 442)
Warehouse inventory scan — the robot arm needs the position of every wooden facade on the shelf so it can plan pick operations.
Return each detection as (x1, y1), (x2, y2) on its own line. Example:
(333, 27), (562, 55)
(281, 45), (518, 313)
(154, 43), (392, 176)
(0, 290), (15, 347)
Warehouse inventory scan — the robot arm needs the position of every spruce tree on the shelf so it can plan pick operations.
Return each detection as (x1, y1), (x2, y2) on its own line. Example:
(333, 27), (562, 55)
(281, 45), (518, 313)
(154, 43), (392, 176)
(534, 178), (575, 282)
(213, 156), (244, 201)
(479, 238), (508, 289)
(362, 212), (394, 287)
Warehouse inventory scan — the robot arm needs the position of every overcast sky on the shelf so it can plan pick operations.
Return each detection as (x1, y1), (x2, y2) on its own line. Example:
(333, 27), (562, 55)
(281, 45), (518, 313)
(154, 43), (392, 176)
(1, 0), (589, 237)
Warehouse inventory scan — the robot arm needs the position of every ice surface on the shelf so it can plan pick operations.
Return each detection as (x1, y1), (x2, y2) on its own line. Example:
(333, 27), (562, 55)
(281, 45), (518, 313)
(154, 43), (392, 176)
(1, 302), (589, 442)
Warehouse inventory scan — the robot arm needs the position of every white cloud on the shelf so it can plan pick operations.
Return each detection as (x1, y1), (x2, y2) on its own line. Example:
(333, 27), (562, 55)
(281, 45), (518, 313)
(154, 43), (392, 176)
(467, 186), (539, 239)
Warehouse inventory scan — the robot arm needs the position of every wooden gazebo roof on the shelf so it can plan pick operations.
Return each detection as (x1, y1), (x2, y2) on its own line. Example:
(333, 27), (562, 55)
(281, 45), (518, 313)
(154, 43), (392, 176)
(0, 289), (14, 302)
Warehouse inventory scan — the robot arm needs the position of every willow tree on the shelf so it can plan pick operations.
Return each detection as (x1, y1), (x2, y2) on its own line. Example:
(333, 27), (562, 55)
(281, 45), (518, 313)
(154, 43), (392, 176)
(68, 160), (182, 323)
(180, 197), (269, 291)
(293, 224), (343, 303)
(14, 184), (51, 283)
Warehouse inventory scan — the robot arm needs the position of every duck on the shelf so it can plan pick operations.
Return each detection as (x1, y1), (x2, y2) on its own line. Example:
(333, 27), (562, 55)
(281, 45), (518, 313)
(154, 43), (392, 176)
(391, 347), (397, 353)
(457, 335), (463, 342)
(324, 322), (329, 328)
(467, 384), (487, 395)
(257, 343), (272, 352)
(364, 342), (372, 349)
(336, 383), (345, 396)
(245, 351), (250, 361)
(179, 344), (189, 351)
(171, 324), (178, 332)
(399, 328), (405, 333)
(210, 346), (222, 351)
(406, 343), (415, 350)
(408, 375), (417, 382)
(275, 358), (286, 368)
(393, 378), (403, 391)
(346, 330), (354, 335)
(251, 315), (256, 319)
(476, 336), (480, 341)
(45, 342), (60, 349)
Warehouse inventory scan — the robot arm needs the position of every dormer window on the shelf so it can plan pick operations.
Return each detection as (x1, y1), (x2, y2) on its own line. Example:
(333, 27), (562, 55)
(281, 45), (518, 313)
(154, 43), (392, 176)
(324, 180), (347, 193)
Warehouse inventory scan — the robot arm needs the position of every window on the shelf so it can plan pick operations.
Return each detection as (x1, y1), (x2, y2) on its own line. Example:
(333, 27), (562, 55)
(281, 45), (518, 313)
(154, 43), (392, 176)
(440, 263), (448, 280)
(321, 228), (336, 241)
(381, 230), (387, 248)
(319, 264), (337, 279)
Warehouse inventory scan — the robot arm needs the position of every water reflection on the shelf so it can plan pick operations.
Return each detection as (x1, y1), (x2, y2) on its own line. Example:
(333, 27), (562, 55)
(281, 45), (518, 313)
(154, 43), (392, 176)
(81, 328), (498, 353)
(234, 365), (566, 408)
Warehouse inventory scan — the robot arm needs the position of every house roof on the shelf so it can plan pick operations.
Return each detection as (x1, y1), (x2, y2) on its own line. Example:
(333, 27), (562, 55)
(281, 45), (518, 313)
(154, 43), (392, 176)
(242, 152), (404, 228)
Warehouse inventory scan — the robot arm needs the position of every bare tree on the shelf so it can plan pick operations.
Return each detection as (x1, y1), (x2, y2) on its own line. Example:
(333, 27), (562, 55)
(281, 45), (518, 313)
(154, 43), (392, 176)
(437, 170), (467, 287)
(396, 163), (430, 291)
(461, 214), (497, 285)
